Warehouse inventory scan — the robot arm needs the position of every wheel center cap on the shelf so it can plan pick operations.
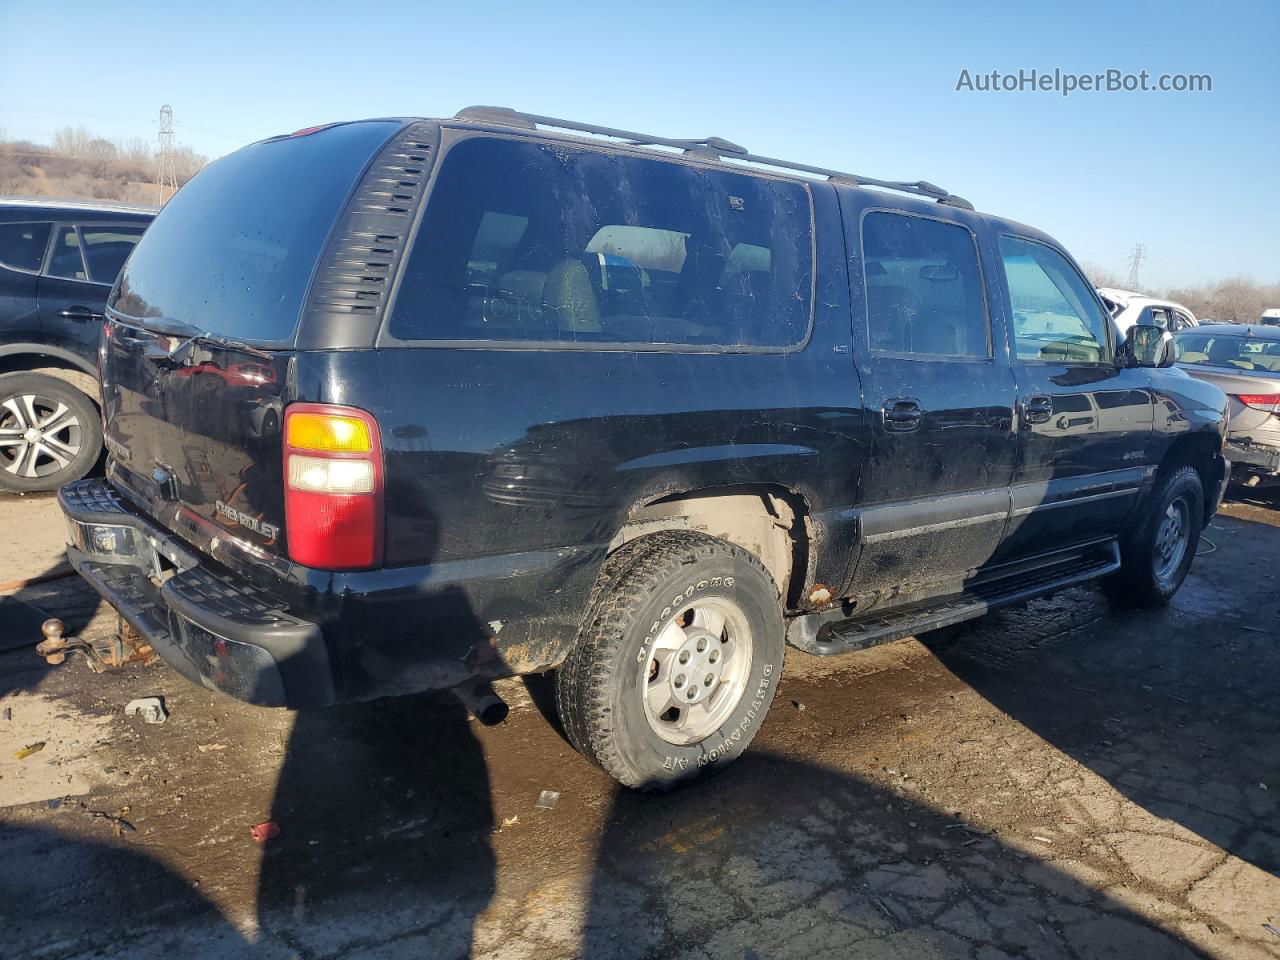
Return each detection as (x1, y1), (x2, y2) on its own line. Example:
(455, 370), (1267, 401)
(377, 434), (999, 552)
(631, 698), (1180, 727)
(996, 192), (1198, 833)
(22, 428), (39, 443)
(669, 629), (724, 705)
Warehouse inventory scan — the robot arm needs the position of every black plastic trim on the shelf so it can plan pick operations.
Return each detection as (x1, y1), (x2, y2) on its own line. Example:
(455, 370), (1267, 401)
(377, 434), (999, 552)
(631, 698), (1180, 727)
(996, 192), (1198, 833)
(296, 121), (442, 350)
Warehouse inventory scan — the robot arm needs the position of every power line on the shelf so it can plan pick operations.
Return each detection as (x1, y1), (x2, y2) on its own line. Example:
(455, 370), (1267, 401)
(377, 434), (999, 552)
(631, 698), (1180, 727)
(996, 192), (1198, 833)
(156, 105), (178, 206)
(1125, 243), (1146, 290)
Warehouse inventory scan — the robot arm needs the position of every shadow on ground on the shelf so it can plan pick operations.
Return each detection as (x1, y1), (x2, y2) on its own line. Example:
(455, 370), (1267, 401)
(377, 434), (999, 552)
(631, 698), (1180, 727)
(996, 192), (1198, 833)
(1, 561), (257, 956)
(925, 511), (1280, 886)
(575, 751), (1203, 959)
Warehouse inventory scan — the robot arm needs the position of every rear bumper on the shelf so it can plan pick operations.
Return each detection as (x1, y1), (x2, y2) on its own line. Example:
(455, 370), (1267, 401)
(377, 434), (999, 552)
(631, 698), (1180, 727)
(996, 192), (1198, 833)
(59, 480), (334, 708)
(1226, 436), (1280, 477)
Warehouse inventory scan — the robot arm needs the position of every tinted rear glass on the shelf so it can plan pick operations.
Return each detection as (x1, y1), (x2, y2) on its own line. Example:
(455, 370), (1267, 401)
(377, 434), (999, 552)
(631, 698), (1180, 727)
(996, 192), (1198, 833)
(862, 212), (989, 358)
(0, 222), (51, 272)
(388, 136), (813, 349)
(111, 121), (398, 343)
(81, 225), (147, 283)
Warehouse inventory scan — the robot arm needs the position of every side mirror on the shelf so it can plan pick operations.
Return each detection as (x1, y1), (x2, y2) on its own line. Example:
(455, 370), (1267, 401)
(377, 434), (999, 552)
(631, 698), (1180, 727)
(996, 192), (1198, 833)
(1126, 322), (1177, 368)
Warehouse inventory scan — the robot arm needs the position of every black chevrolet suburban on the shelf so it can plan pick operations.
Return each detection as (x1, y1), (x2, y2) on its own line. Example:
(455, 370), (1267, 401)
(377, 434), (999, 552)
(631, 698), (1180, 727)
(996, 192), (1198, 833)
(0, 199), (153, 491)
(59, 109), (1229, 788)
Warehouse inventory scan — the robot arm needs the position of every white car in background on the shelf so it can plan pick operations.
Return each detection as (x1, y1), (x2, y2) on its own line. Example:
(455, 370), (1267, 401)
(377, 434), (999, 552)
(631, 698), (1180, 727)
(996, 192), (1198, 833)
(1097, 287), (1199, 335)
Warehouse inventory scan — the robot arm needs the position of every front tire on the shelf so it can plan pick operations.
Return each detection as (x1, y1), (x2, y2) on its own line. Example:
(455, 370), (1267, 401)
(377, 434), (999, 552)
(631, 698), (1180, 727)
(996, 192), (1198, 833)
(0, 372), (102, 493)
(555, 532), (785, 790)
(1103, 465), (1204, 608)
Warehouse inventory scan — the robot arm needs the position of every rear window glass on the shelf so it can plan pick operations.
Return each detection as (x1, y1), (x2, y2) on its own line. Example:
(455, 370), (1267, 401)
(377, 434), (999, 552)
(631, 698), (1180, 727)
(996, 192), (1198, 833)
(111, 121), (398, 343)
(0, 222), (51, 272)
(388, 136), (813, 349)
(47, 226), (86, 281)
(81, 225), (147, 283)
(1174, 333), (1280, 371)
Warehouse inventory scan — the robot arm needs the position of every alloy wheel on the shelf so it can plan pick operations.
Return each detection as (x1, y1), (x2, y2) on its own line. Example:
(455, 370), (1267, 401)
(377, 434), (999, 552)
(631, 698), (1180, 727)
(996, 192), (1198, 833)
(641, 597), (754, 745)
(0, 393), (85, 480)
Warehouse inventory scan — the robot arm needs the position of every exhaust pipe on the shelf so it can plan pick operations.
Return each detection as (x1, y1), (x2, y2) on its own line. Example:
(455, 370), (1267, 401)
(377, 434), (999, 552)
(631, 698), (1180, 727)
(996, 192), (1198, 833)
(451, 681), (509, 726)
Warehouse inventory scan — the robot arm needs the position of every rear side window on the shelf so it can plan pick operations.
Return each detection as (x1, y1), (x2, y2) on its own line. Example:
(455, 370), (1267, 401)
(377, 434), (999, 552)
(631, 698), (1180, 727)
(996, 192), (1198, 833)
(48, 226), (87, 281)
(0, 222), (51, 272)
(112, 121), (399, 343)
(1000, 236), (1110, 364)
(861, 212), (989, 358)
(389, 136), (813, 349)
(81, 225), (146, 283)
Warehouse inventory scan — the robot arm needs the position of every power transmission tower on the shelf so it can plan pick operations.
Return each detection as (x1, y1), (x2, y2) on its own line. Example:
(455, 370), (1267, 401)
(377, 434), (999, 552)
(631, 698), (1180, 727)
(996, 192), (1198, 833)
(156, 105), (178, 205)
(1125, 243), (1146, 290)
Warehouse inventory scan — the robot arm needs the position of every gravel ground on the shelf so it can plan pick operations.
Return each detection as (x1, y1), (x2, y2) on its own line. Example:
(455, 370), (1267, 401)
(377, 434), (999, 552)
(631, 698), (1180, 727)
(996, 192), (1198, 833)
(1, 490), (1278, 959)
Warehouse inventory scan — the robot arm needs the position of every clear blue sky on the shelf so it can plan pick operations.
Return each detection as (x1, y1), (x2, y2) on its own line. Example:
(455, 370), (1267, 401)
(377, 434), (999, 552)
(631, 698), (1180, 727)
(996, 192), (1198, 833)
(2, 0), (1276, 289)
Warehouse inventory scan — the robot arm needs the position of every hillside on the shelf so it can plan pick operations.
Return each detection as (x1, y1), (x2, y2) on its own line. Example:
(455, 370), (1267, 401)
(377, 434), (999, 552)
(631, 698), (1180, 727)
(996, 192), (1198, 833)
(0, 126), (208, 206)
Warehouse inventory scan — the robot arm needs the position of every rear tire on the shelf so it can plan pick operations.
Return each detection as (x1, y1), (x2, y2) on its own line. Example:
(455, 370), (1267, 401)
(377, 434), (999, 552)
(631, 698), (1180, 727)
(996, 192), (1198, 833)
(555, 532), (785, 790)
(1103, 465), (1203, 608)
(0, 372), (102, 493)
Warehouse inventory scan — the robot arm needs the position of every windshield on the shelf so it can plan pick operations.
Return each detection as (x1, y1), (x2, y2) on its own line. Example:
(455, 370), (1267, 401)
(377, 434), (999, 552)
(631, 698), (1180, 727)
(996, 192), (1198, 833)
(111, 120), (399, 344)
(1174, 333), (1280, 372)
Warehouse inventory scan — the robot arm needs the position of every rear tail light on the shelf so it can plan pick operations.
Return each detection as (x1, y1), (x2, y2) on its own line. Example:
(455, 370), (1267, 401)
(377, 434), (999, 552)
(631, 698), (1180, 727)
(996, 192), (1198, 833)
(1236, 394), (1280, 413)
(283, 404), (383, 569)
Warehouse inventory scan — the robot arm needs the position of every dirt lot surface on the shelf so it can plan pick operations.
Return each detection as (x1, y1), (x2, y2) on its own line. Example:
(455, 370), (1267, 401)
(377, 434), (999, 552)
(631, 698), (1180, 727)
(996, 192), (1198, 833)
(1, 490), (1278, 959)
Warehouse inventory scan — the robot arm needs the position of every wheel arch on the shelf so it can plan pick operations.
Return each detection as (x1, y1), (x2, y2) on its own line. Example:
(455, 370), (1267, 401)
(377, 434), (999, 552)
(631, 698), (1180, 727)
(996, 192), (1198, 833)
(609, 483), (815, 612)
(1156, 431), (1221, 524)
(0, 345), (99, 403)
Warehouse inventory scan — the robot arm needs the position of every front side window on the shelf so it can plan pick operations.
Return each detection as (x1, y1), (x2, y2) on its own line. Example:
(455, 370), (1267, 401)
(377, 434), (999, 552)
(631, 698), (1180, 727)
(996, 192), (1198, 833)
(389, 136), (813, 348)
(47, 226), (87, 281)
(80, 225), (147, 284)
(999, 236), (1109, 363)
(861, 212), (990, 358)
(0, 222), (51, 272)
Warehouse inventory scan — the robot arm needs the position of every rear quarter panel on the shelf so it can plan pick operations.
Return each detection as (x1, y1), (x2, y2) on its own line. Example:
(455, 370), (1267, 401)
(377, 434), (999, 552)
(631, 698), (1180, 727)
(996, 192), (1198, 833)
(285, 184), (866, 690)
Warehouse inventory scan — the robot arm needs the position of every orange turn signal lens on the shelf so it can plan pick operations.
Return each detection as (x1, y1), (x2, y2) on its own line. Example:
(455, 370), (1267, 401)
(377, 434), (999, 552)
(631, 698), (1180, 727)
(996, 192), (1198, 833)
(285, 413), (372, 453)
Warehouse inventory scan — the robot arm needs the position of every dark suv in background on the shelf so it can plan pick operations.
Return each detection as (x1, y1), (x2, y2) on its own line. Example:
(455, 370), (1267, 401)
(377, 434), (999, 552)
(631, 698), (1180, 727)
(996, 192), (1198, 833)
(0, 198), (153, 491)
(58, 109), (1229, 789)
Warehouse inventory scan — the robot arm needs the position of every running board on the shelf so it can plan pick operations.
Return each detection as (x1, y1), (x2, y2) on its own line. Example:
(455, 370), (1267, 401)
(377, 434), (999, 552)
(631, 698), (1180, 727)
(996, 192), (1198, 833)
(786, 541), (1121, 656)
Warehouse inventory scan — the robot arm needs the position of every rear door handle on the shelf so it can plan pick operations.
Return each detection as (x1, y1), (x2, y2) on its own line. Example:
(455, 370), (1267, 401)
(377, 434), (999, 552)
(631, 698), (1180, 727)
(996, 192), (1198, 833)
(882, 398), (923, 432)
(58, 306), (103, 322)
(1022, 395), (1053, 424)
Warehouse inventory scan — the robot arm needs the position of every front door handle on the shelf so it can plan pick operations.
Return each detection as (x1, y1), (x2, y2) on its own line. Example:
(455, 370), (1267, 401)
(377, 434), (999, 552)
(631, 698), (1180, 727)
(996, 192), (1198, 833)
(58, 306), (104, 322)
(1022, 395), (1053, 425)
(882, 398), (923, 432)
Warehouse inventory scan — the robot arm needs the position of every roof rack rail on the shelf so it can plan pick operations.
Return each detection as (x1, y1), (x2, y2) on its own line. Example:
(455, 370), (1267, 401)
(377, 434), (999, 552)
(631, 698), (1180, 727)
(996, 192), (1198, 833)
(453, 106), (974, 211)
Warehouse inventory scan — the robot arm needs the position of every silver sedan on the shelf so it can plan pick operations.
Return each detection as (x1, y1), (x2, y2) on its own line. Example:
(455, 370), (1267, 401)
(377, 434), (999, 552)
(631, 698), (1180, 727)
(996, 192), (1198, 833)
(1174, 325), (1280, 485)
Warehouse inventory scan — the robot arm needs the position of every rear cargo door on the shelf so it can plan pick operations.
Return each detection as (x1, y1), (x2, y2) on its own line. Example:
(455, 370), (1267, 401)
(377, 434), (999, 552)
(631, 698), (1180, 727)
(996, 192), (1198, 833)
(101, 120), (403, 559)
